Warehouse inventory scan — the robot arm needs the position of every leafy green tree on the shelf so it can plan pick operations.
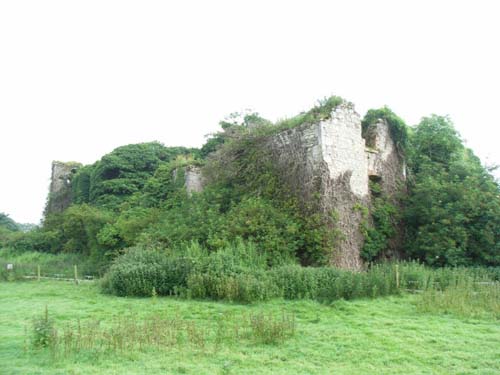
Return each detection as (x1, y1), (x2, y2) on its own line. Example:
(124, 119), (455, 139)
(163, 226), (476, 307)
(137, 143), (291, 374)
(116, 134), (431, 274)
(404, 115), (500, 266)
(138, 188), (226, 250)
(70, 142), (198, 210)
(44, 204), (115, 257)
(0, 212), (19, 232)
(0, 213), (20, 247)
(221, 197), (300, 265)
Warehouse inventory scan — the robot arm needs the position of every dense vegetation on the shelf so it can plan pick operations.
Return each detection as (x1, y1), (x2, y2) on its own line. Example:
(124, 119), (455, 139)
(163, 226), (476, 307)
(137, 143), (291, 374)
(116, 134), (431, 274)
(2, 96), (499, 294)
(0, 212), (19, 232)
(1, 96), (499, 374)
(405, 115), (499, 266)
(100, 245), (499, 303)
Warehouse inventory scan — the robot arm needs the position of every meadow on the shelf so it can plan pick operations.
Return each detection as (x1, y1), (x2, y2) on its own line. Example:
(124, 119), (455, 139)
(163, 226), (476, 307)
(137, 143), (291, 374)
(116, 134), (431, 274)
(1, 280), (499, 375)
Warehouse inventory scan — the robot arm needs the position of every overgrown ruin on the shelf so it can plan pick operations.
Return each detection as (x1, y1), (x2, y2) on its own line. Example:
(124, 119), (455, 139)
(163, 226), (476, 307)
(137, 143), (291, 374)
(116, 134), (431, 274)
(45, 161), (81, 215)
(269, 103), (405, 268)
(46, 102), (406, 269)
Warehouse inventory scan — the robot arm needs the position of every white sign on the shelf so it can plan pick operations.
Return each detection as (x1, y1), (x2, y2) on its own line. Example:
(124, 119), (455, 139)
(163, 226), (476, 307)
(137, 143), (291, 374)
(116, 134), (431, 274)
(6, 263), (13, 270)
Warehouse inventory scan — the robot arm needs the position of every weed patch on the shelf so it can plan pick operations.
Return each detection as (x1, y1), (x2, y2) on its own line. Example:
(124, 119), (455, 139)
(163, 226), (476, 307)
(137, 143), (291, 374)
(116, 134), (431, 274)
(27, 307), (297, 359)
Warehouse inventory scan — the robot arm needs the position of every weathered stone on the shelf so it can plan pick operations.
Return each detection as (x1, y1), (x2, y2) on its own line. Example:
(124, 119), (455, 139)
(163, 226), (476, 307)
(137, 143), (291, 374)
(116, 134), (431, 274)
(364, 119), (406, 195)
(184, 165), (204, 194)
(364, 119), (406, 258)
(45, 161), (81, 215)
(268, 103), (371, 269)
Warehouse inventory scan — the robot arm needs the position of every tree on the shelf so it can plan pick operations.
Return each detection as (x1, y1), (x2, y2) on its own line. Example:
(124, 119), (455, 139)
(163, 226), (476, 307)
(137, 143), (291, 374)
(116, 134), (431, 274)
(404, 115), (500, 266)
(0, 212), (19, 232)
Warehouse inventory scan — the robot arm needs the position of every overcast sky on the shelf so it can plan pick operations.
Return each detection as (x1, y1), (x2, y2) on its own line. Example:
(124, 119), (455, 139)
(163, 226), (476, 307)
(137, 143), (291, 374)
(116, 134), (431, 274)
(1, 0), (499, 224)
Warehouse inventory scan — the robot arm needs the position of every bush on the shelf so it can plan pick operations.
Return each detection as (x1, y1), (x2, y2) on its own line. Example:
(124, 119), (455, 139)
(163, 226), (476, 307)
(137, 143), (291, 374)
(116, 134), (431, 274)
(185, 240), (280, 303)
(102, 247), (194, 297)
(0, 262), (24, 281)
(6, 230), (60, 253)
(222, 197), (300, 266)
(103, 243), (500, 305)
(187, 271), (279, 303)
(270, 264), (399, 302)
(271, 265), (326, 300)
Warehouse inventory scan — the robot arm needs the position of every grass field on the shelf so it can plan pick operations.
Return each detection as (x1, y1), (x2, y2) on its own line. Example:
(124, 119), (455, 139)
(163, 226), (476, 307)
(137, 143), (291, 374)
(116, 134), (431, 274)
(0, 280), (499, 375)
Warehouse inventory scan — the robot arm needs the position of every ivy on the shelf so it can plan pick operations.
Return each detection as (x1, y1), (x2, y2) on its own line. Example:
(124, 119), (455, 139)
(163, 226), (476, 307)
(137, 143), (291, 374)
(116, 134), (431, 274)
(361, 106), (409, 154)
(358, 182), (399, 262)
(274, 96), (345, 131)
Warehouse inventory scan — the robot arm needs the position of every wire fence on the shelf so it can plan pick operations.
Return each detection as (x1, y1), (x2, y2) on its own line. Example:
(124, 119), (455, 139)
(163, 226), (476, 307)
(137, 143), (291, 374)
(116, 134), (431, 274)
(2, 262), (98, 283)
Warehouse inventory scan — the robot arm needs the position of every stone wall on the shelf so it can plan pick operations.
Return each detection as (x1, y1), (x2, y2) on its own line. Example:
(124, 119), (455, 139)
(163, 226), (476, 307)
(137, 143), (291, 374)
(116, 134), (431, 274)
(365, 119), (406, 195)
(364, 119), (406, 257)
(184, 165), (204, 194)
(45, 161), (81, 215)
(269, 103), (370, 269)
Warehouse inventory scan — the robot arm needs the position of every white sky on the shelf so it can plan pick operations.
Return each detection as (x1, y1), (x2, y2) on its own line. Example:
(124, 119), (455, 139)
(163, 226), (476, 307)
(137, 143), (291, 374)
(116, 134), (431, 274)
(1, 0), (499, 224)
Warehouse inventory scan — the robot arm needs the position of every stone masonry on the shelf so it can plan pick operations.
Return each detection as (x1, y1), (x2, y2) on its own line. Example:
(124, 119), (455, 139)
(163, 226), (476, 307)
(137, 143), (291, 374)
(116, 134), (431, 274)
(268, 103), (405, 269)
(45, 161), (81, 215)
(184, 165), (204, 194)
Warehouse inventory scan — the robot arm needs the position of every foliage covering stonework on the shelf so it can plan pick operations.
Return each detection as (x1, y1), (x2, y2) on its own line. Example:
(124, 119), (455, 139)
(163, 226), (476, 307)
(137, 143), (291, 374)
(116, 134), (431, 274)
(6, 96), (499, 273)
(71, 142), (198, 208)
(361, 106), (409, 153)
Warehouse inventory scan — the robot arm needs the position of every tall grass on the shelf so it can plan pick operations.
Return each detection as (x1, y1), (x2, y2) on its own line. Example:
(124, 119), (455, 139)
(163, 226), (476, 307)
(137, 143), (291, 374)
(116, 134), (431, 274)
(6, 244), (499, 312)
(0, 248), (100, 281)
(397, 261), (499, 290)
(416, 280), (500, 319)
(28, 307), (296, 358)
(102, 242), (500, 305)
(272, 263), (399, 302)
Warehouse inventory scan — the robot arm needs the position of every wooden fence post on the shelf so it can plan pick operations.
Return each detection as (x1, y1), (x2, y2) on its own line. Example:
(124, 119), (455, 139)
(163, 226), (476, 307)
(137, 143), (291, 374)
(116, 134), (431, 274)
(37, 265), (41, 282)
(396, 264), (400, 289)
(74, 265), (78, 285)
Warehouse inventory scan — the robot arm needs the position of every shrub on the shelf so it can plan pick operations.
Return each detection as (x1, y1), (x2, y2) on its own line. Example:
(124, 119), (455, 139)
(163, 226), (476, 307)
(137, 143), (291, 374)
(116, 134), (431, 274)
(275, 96), (345, 131)
(185, 240), (280, 303)
(6, 229), (60, 253)
(271, 265), (326, 300)
(0, 262), (24, 281)
(102, 247), (194, 297)
(361, 106), (408, 153)
(222, 197), (300, 266)
(270, 263), (399, 302)
(103, 242), (500, 305)
(187, 271), (279, 303)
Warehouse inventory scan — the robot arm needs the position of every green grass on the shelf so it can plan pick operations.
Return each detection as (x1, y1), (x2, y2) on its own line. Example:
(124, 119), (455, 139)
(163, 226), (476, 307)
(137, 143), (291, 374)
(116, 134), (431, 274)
(0, 249), (103, 281)
(416, 281), (500, 319)
(1, 281), (499, 374)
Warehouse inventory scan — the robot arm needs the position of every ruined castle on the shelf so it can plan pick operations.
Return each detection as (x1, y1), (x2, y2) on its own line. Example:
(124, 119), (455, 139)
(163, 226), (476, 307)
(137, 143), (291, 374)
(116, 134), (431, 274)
(46, 102), (405, 269)
(265, 103), (405, 269)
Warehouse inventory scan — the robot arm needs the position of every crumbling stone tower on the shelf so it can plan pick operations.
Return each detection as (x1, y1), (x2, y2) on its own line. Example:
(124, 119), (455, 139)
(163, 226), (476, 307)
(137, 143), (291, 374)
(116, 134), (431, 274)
(45, 161), (81, 215)
(268, 103), (406, 269)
